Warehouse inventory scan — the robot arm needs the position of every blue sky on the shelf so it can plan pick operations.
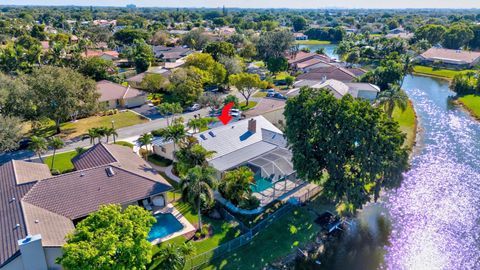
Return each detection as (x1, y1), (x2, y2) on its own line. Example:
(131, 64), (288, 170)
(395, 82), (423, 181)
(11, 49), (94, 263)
(4, 0), (480, 9)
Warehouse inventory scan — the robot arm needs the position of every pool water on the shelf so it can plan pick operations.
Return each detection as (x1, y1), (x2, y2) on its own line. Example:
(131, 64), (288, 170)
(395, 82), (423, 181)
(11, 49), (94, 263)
(147, 213), (184, 241)
(251, 177), (273, 193)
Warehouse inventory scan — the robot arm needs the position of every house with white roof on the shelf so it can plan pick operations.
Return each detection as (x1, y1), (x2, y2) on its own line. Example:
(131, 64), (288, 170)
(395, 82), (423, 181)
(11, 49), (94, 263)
(288, 79), (380, 101)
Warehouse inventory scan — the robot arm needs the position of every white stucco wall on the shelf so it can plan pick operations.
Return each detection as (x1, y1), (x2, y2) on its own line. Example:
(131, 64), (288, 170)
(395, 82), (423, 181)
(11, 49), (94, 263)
(153, 143), (176, 160)
(124, 96), (146, 108)
(44, 248), (63, 270)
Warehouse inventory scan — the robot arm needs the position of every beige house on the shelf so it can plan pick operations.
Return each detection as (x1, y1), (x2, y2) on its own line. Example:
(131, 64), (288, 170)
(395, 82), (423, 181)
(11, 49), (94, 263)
(419, 48), (480, 68)
(0, 144), (172, 270)
(97, 80), (147, 109)
(288, 79), (380, 101)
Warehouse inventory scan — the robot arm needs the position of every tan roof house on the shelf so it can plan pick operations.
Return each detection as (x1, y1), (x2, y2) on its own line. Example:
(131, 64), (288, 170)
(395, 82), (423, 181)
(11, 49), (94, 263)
(0, 143), (172, 270)
(419, 48), (480, 68)
(82, 49), (119, 61)
(288, 79), (380, 101)
(96, 80), (147, 109)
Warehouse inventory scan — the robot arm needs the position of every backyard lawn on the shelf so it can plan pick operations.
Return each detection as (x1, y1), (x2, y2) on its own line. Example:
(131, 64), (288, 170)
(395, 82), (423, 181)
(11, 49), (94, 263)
(44, 150), (78, 174)
(392, 101), (417, 150)
(273, 71), (290, 81)
(27, 111), (148, 139)
(412, 65), (474, 80)
(149, 201), (242, 270)
(205, 198), (335, 270)
(458, 94), (480, 120)
(294, 40), (331, 45)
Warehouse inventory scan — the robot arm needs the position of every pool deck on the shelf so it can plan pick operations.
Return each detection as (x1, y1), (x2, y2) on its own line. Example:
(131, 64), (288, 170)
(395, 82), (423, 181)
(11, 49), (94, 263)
(150, 203), (196, 245)
(252, 179), (306, 207)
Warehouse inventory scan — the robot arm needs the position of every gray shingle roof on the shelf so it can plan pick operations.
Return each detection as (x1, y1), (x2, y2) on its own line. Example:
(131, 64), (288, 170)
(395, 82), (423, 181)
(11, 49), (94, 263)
(22, 165), (170, 220)
(0, 161), (51, 267)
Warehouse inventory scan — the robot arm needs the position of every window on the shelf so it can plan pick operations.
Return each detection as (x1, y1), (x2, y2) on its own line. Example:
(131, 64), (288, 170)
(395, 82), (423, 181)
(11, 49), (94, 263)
(161, 146), (166, 153)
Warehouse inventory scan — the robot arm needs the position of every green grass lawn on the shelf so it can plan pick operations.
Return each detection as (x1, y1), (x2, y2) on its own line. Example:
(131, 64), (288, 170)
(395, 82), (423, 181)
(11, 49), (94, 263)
(253, 91), (267, 98)
(114, 141), (134, 148)
(204, 199), (334, 270)
(412, 65), (474, 80)
(27, 111), (148, 139)
(392, 101), (417, 150)
(294, 40), (331, 45)
(44, 150), (78, 174)
(240, 101), (257, 111)
(149, 201), (242, 270)
(458, 94), (480, 120)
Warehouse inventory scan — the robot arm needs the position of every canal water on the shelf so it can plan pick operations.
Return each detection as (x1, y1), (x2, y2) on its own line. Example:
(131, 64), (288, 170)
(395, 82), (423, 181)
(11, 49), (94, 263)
(384, 75), (480, 269)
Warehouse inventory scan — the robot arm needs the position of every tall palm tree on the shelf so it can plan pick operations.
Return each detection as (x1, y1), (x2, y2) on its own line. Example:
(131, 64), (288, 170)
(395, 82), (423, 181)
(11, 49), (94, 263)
(188, 144), (216, 167)
(48, 137), (64, 170)
(400, 55), (414, 87)
(29, 136), (48, 163)
(82, 127), (101, 145)
(137, 133), (153, 159)
(377, 84), (409, 118)
(180, 166), (218, 229)
(153, 243), (195, 270)
(103, 127), (118, 143)
(187, 118), (209, 134)
(157, 123), (187, 153)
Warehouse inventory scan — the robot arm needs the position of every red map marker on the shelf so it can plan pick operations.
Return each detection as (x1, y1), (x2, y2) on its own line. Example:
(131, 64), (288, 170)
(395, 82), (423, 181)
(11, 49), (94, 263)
(218, 102), (234, 125)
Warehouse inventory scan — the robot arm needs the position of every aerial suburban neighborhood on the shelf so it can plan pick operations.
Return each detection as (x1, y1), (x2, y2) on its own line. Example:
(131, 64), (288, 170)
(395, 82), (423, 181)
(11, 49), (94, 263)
(0, 1), (480, 270)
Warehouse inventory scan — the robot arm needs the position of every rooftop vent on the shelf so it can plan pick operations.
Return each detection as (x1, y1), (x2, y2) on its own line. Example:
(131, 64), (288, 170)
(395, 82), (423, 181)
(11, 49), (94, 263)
(80, 173), (85, 177)
(35, 220), (39, 224)
(106, 167), (115, 177)
(208, 131), (216, 137)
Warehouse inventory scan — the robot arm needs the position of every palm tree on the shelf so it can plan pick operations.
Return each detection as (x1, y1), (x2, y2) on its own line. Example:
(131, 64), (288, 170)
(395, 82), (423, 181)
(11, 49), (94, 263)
(400, 55), (414, 87)
(48, 137), (64, 170)
(188, 144), (216, 167)
(377, 84), (409, 118)
(29, 136), (48, 163)
(157, 123), (187, 154)
(153, 243), (195, 270)
(137, 133), (153, 159)
(187, 118), (209, 134)
(180, 166), (218, 229)
(82, 127), (101, 145)
(103, 127), (118, 143)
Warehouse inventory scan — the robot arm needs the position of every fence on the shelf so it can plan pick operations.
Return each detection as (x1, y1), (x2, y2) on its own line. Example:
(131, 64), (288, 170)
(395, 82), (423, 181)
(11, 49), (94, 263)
(184, 184), (322, 270)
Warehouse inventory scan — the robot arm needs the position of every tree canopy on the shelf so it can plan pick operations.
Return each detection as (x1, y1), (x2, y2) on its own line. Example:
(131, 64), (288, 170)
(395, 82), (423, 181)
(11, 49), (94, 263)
(284, 88), (409, 213)
(57, 204), (156, 270)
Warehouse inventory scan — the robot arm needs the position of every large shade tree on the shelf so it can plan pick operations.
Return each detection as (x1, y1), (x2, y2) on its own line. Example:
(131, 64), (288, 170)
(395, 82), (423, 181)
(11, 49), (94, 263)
(26, 66), (99, 134)
(284, 88), (409, 213)
(57, 204), (156, 270)
(228, 73), (264, 106)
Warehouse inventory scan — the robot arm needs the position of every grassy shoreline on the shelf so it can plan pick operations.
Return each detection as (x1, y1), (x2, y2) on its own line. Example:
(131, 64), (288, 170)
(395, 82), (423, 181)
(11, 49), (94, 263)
(392, 100), (417, 151)
(295, 40), (331, 45)
(456, 95), (480, 120)
(412, 65), (475, 80)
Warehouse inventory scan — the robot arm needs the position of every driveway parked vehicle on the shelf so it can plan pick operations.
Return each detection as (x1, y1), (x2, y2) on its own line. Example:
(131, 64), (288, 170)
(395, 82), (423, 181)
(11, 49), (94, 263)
(229, 108), (241, 117)
(186, 103), (201, 112)
(272, 93), (287, 100)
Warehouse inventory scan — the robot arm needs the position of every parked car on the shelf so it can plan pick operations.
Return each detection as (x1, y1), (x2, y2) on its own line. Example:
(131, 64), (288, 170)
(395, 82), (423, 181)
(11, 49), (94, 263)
(266, 89), (276, 97)
(209, 109), (222, 116)
(273, 93), (287, 100)
(186, 103), (201, 112)
(229, 108), (241, 117)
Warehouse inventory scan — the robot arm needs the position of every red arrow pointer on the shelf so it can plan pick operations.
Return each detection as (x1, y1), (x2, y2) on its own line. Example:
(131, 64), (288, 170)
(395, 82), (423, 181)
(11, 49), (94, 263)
(217, 102), (234, 125)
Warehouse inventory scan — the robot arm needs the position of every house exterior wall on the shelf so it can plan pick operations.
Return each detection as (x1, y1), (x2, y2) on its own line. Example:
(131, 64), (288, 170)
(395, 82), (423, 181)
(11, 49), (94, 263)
(261, 107), (286, 129)
(1, 256), (24, 270)
(153, 143), (176, 161)
(44, 248), (63, 270)
(103, 100), (118, 110)
(124, 96), (146, 108)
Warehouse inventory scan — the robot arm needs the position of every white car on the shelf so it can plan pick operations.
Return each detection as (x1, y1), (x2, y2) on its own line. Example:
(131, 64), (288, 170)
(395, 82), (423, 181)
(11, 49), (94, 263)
(186, 103), (201, 112)
(229, 108), (241, 117)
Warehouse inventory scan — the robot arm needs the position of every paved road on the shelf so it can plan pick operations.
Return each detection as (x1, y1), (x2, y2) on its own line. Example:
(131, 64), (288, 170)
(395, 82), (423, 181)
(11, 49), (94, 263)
(0, 108), (210, 164)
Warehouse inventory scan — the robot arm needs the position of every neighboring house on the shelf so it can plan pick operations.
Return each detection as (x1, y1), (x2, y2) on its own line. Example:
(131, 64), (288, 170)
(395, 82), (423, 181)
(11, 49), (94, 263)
(82, 50), (119, 61)
(164, 59), (186, 69)
(385, 32), (414, 40)
(97, 80), (147, 109)
(153, 46), (192, 62)
(287, 51), (331, 67)
(93, 19), (116, 27)
(126, 67), (171, 88)
(153, 116), (295, 180)
(40, 41), (50, 52)
(288, 79), (380, 101)
(296, 64), (362, 82)
(293, 32), (308, 40)
(0, 144), (172, 270)
(243, 98), (287, 127)
(418, 48), (480, 68)
(216, 26), (236, 36)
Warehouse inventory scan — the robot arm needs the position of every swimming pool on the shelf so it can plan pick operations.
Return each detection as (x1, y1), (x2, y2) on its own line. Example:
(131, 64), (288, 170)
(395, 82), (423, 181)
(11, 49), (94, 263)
(250, 176), (273, 193)
(147, 213), (184, 241)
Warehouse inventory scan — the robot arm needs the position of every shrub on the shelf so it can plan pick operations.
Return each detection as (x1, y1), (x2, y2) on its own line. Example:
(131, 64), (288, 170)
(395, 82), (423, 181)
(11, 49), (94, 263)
(114, 141), (134, 148)
(238, 195), (260, 210)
